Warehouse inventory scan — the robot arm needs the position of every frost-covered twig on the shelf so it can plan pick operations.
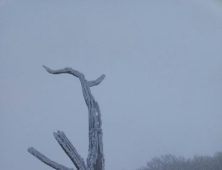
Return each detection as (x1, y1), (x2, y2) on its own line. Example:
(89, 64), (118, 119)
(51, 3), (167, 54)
(27, 147), (73, 170)
(53, 131), (87, 170)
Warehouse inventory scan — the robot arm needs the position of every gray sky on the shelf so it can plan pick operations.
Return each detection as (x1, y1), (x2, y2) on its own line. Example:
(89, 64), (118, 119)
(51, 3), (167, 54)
(1, 0), (222, 170)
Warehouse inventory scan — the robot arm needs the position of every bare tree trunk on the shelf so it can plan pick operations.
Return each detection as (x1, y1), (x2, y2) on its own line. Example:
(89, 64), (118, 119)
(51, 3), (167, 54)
(28, 66), (105, 170)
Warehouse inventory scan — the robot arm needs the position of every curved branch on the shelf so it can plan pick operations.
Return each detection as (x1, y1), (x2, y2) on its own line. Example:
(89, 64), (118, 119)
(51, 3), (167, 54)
(43, 65), (105, 87)
(28, 147), (73, 170)
(88, 74), (105, 87)
(43, 65), (81, 77)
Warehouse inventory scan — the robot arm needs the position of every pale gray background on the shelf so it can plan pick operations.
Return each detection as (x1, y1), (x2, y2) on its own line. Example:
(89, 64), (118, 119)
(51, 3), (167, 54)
(0, 0), (222, 170)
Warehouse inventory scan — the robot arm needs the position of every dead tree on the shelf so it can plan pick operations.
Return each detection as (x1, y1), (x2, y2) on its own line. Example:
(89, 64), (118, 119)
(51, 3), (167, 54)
(28, 66), (105, 170)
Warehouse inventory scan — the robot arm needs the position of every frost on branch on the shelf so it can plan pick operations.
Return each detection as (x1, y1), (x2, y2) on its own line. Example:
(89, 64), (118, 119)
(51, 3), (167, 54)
(28, 66), (105, 170)
(53, 131), (87, 170)
(28, 147), (73, 170)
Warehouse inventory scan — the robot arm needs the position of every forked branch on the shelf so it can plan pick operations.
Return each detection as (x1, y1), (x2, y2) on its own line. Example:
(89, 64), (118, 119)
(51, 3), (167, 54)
(43, 65), (105, 87)
(28, 66), (105, 170)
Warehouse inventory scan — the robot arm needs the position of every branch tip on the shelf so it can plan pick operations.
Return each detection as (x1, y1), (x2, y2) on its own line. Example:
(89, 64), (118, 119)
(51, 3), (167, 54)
(88, 74), (106, 87)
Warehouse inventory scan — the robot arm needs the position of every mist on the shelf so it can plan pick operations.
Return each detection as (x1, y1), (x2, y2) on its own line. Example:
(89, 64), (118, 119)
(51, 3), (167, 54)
(1, 0), (222, 170)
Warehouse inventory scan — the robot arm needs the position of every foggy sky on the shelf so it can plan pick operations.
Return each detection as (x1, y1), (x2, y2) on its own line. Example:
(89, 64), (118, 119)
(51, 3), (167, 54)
(0, 0), (222, 170)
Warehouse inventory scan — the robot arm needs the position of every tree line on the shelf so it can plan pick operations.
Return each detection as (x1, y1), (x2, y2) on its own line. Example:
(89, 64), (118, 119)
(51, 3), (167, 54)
(137, 152), (222, 170)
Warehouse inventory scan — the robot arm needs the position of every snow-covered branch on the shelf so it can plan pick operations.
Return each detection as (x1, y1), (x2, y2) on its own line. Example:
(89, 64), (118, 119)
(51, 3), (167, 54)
(88, 74), (105, 87)
(43, 65), (81, 77)
(43, 65), (105, 87)
(27, 147), (73, 170)
(53, 131), (87, 170)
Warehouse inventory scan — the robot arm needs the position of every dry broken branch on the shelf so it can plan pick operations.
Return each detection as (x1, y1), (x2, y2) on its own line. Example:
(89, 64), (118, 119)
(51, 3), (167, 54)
(53, 131), (87, 170)
(28, 147), (73, 170)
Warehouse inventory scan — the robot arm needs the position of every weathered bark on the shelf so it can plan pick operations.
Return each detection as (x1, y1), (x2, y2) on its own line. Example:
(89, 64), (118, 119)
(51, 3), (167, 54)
(28, 66), (105, 170)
